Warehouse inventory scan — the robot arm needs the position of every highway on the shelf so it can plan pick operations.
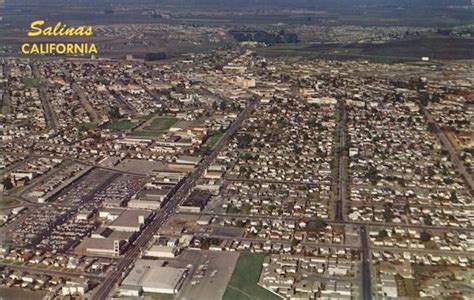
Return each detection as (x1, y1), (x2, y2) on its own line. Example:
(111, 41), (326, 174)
(92, 99), (257, 300)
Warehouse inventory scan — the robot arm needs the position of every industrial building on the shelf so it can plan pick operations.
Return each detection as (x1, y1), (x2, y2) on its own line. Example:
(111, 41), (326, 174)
(119, 259), (188, 296)
(177, 189), (211, 213)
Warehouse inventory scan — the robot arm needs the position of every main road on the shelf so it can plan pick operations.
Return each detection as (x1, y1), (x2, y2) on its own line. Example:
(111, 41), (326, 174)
(92, 99), (257, 300)
(0, 263), (104, 280)
(32, 63), (59, 131)
(359, 225), (373, 300)
(422, 107), (473, 191)
(334, 101), (347, 222)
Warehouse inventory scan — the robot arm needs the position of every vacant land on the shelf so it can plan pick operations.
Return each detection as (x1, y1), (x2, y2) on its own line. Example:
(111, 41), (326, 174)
(0, 196), (21, 208)
(130, 116), (178, 137)
(147, 116), (178, 131)
(105, 120), (135, 130)
(21, 78), (42, 88)
(205, 132), (224, 148)
(142, 293), (174, 300)
(223, 253), (280, 300)
(261, 36), (474, 62)
(75, 122), (97, 130)
(0, 288), (47, 300)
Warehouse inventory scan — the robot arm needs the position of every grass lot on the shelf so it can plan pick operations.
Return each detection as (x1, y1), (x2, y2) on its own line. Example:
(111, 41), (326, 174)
(223, 253), (280, 300)
(22, 78), (42, 88)
(105, 120), (135, 130)
(128, 130), (164, 137)
(260, 36), (474, 63)
(149, 116), (178, 131)
(205, 132), (223, 148)
(0, 196), (20, 208)
(142, 293), (174, 300)
(131, 116), (178, 137)
(196, 132), (223, 156)
(75, 122), (97, 129)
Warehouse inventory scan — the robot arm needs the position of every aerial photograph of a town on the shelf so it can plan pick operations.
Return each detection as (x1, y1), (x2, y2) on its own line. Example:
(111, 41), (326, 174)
(0, 0), (472, 299)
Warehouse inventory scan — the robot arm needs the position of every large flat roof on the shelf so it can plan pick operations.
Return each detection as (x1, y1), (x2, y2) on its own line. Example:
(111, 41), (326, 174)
(122, 259), (186, 291)
(110, 209), (153, 228)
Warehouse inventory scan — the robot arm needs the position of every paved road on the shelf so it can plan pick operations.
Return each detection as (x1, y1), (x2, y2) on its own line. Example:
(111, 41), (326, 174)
(223, 176), (320, 185)
(92, 99), (257, 300)
(359, 225), (372, 300)
(187, 232), (361, 249)
(423, 108), (473, 191)
(72, 83), (100, 123)
(178, 211), (474, 232)
(1, 63), (10, 115)
(32, 63), (59, 131)
(371, 246), (473, 257)
(0, 263), (104, 280)
(335, 101), (347, 222)
(109, 90), (137, 116)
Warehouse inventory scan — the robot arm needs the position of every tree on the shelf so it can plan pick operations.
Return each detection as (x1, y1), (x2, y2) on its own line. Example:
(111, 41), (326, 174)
(307, 217), (327, 232)
(420, 231), (431, 242)
(423, 214), (433, 226)
(219, 101), (227, 111)
(450, 191), (458, 202)
(109, 106), (121, 120)
(379, 230), (388, 239)
(383, 203), (394, 221)
(367, 166), (379, 185)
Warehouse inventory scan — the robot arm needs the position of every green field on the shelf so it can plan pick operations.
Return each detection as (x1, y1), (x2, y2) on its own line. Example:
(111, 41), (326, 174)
(75, 122), (97, 129)
(142, 292), (174, 300)
(105, 120), (135, 130)
(205, 132), (223, 148)
(196, 132), (223, 156)
(260, 36), (474, 63)
(149, 116), (178, 131)
(0, 197), (20, 208)
(223, 253), (280, 300)
(131, 116), (178, 137)
(21, 78), (42, 88)
(128, 130), (164, 137)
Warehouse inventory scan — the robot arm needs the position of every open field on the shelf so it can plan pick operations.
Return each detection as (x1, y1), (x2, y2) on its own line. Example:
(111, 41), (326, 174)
(75, 122), (98, 129)
(105, 120), (135, 130)
(260, 36), (474, 63)
(128, 130), (163, 137)
(223, 253), (280, 300)
(0, 196), (21, 208)
(142, 293), (174, 300)
(0, 287), (47, 300)
(205, 132), (224, 148)
(21, 77), (42, 88)
(130, 116), (178, 137)
(147, 116), (178, 131)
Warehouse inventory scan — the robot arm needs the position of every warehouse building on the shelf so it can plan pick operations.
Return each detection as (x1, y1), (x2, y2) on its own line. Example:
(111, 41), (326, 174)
(119, 259), (187, 296)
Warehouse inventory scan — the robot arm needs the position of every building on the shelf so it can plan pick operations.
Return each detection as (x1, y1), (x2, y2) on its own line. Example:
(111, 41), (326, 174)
(128, 187), (173, 210)
(61, 279), (89, 296)
(108, 209), (154, 232)
(144, 245), (178, 258)
(78, 238), (126, 257)
(119, 259), (187, 295)
(178, 190), (211, 213)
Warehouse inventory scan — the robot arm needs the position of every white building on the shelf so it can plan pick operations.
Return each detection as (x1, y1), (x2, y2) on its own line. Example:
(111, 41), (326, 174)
(119, 259), (187, 295)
